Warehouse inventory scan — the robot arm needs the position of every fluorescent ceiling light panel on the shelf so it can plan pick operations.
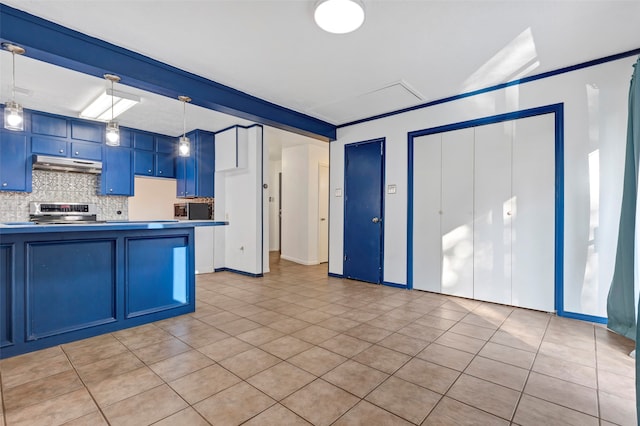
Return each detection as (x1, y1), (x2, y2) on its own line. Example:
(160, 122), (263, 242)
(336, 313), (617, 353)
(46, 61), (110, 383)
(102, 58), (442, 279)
(80, 88), (140, 120)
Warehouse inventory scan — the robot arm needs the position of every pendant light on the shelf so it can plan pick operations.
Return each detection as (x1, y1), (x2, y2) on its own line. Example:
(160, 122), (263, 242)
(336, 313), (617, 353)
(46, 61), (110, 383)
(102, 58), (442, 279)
(178, 96), (191, 157)
(314, 0), (365, 34)
(3, 43), (26, 131)
(104, 74), (120, 146)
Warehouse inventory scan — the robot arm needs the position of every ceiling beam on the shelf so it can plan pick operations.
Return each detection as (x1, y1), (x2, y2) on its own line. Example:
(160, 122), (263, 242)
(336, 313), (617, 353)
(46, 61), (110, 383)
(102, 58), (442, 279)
(0, 4), (336, 141)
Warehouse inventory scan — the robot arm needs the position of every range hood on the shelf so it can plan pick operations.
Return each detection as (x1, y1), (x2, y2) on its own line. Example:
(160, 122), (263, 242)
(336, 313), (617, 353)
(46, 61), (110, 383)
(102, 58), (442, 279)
(32, 155), (103, 174)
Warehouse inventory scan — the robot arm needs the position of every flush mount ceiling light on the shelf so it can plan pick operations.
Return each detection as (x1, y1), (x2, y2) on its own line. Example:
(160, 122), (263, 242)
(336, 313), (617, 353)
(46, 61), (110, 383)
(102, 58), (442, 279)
(178, 95), (191, 157)
(80, 87), (140, 121)
(104, 74), (120, 146)
(314, 0), (365, 34)
(3, 43), (26, 131)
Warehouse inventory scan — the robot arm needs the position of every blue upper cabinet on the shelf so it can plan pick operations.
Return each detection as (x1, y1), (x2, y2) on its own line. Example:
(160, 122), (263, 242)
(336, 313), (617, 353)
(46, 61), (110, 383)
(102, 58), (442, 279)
(156, 136), (174, 154)
(156, 153), (175, 178)
(132, 133), (175, 178)
(101, 146), (133, 196)
(32, 136), (67, 157)
(118, 129), (132, 148)
(71, 121), (103, 143)
(176, 130), (214, 198)
(133, 132), (154, 151)
(197, 131), (215, 197)
(71, 141), (102, 161)
(31, 113), (67, 138)
(0, 131), (31, 192)
(134, 150), (154, 176)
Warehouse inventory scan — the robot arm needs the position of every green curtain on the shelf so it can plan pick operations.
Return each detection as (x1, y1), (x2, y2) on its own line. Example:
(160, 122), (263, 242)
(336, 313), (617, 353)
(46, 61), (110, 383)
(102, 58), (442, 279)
(606, 55), (639, 421)
(633, 56), (640, 426)
(607, 56), (640, 342)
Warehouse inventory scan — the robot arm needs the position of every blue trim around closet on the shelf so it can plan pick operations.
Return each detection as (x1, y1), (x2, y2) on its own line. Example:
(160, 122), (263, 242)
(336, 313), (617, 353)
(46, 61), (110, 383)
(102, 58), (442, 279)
(339, 47), (640, 129)
(406, 103), (606, 322)
(0, 4), (336, 141)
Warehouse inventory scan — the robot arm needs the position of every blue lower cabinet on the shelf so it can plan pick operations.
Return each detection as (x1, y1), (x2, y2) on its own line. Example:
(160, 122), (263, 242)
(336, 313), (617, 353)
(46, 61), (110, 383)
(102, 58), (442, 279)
(1, 244), (14, 348)
(0, 227), (196, 359)
(126, 236), (190, 317)
(101, 147), (134, 196)
(26, 240), (116, 340)
(134, 150), (154, 176)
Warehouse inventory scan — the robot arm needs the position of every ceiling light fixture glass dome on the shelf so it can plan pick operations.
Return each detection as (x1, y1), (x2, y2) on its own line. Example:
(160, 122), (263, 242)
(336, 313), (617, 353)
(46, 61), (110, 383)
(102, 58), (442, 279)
(314, 0), (365, 34)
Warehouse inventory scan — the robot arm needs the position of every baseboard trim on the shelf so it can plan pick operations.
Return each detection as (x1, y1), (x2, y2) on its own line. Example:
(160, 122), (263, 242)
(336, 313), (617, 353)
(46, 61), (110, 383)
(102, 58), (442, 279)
(279, 254), (318, 266)
(383, 281), (407, 289)
(214, 267), (263, 278)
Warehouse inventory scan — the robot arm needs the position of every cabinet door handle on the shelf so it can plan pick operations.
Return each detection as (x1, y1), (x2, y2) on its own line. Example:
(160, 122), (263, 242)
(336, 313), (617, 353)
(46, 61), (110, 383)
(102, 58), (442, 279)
(148, 169), (152, 173)
(59, 149), (64, 154)
(158, 170), (163, 174)
(75, 151), (79, 156)
(109, 188), (113, 192)
(2, 182), (7, 187)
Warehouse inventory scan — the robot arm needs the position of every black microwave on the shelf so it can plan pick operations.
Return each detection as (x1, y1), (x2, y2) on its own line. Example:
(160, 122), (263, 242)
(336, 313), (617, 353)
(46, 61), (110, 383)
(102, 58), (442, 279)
(174, 202), (211, 220)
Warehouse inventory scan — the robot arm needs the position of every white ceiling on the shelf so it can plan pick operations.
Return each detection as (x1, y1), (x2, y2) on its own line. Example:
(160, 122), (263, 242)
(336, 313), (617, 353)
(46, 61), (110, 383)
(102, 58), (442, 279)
(2, 0), (640, 130)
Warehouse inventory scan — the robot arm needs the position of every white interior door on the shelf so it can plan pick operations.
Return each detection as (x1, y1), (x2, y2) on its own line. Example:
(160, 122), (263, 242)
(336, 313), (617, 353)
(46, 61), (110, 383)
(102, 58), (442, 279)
(474, 121), (513, 304)
(511, 114), (555, 311)
(412, 134), (442, 292)
(318, 163), (329, 263)
(441, 127), (474, 298)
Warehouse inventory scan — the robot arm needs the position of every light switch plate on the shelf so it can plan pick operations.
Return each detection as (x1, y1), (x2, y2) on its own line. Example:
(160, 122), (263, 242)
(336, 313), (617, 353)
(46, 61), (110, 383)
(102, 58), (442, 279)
(335, 188), (343, 197)
(388, 184), (397, 194)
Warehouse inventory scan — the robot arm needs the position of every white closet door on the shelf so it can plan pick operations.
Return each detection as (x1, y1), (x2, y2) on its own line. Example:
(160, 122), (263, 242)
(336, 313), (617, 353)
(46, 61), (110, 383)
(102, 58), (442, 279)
(474, 121), (513, 304)
(441, 127), (474, 298)
(412, 134), (442, 292)
(512, 114), (555, 311)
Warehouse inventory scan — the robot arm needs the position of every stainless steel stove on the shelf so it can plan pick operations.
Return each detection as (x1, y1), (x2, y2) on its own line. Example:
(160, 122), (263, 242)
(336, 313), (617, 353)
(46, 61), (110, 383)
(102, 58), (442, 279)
(29, 202), (101, 224)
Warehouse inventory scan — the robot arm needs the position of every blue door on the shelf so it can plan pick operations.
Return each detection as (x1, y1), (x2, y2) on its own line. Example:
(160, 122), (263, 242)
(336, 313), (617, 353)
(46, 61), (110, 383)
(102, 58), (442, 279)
(344, 139), (384, 283)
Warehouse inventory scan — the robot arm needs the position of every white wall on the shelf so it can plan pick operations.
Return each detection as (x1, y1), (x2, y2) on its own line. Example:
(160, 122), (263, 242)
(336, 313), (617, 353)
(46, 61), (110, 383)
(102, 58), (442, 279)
(330, 56), (635, 318)
(214, 126), (269, 275)
(269, 160), (282, 251)
(281, 144), (329, 265)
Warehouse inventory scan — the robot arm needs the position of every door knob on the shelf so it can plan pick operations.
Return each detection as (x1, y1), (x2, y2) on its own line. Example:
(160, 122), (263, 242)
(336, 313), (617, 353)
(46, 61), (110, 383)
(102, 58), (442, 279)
(372, 217), (380, 223)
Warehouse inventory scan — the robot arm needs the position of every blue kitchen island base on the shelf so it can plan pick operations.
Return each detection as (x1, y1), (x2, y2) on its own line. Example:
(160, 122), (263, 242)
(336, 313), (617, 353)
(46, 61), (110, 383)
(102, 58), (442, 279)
(0, 221), (225, 359)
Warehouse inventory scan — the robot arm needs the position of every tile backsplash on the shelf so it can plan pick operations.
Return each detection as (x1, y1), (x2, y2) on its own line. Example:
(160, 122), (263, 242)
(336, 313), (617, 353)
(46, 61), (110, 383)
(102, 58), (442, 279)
(0, 170), (128, 222)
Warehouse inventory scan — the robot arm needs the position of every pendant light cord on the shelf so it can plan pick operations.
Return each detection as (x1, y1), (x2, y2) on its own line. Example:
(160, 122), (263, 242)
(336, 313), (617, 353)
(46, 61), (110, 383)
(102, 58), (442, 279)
(111, 78), (114, 121)
(11, 51), (16, 101)
(182, 99), (187, 138)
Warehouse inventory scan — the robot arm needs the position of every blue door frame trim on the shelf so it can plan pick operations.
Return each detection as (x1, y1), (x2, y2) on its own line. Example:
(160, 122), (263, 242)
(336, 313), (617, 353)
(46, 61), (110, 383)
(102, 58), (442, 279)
(338, 47), (640, 129)
(0, 4), (336, 142)
(343, 138), (386, 285)
(407, 104), (603, 322)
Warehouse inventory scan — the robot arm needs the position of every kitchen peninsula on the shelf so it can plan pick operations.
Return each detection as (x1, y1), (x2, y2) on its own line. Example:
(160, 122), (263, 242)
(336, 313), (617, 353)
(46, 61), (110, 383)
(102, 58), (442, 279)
(0, 220), (227, 359)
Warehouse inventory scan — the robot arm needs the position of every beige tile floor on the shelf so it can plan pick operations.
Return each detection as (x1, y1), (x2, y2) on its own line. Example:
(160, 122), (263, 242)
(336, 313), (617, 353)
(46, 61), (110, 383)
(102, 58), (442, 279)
(0, 253), (636, 425)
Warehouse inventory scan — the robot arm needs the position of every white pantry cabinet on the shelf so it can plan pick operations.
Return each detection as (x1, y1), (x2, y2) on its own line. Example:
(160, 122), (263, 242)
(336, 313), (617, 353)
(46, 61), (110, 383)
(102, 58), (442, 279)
(215, 126), (248, 171)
